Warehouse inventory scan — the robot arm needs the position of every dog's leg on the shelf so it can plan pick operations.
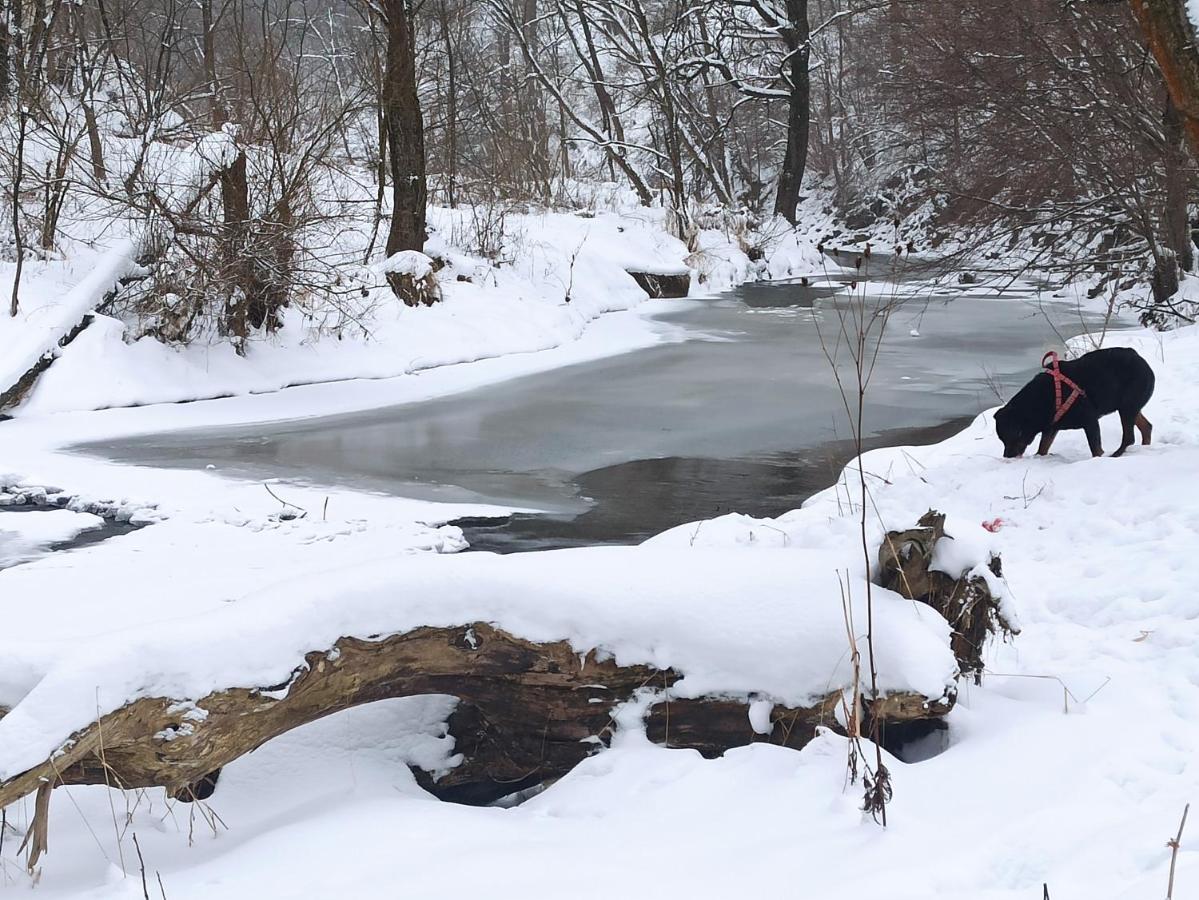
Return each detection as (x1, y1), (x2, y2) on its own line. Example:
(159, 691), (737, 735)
(1084, 419), (1104, 457)
(1114, 410), (1137, 457)
(1136, 412), (1153, 445)
(1036, 429), (1058, 456)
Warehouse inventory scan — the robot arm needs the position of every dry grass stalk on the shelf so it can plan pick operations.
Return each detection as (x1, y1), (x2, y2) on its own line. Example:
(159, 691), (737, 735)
(1167, 803), (1190, 900)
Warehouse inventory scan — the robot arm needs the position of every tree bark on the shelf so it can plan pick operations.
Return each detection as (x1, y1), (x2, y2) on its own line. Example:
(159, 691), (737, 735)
(0, 3), (10, 103)
(437, 0), (458, 208)
(520, 0), (553, 199)
(219, 148), (251, 334)
(774, 0), (811, 224)
(200, 0), (221, 127)
(1129, 0), (1199, 156)
(1164, 93), (1193, 271)
(380, 0), (428, 300)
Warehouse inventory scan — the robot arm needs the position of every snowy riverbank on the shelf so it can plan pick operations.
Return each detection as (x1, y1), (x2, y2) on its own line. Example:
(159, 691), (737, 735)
(1, 204), (830, 418)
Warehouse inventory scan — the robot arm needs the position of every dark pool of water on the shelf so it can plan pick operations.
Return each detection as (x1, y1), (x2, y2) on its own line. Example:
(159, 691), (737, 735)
(452, 417), (975, 551)
(0, 504), (142, 569)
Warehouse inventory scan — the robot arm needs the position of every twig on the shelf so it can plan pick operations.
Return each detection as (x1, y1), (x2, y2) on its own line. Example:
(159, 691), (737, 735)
(132, 833), (150, 900)
(263, 483), (308, 517)
(984, 671), (1090, 714)
(1167, 803), (1189, 900)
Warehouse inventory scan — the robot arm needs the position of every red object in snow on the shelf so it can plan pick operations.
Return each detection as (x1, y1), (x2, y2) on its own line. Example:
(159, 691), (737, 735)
(981, 518), (1004, 533)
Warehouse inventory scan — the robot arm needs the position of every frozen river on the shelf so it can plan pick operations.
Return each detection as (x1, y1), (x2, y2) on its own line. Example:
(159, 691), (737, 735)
(76, 273), (1112, 550)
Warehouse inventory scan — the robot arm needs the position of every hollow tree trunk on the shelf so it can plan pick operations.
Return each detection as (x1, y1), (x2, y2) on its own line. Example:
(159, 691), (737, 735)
(0, 622), (953, 847)
(775, 0), (811, 224)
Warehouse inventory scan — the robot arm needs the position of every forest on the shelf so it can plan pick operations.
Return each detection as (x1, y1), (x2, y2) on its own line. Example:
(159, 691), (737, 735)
(3, 0), (1196, 350)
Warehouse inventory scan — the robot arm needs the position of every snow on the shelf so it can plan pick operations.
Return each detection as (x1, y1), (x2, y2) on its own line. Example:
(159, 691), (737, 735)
(747, 699), (775, 735)
(195, 125), (242, 172)
(375, 250), (435, 279)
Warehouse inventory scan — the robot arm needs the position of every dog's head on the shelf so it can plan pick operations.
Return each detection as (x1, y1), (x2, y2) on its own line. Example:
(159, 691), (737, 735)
(994, 406), (1034, 458)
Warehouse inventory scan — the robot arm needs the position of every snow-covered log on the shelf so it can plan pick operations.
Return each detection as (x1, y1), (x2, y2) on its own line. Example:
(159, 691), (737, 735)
(0, 623), (951, 832)
(0, 241), (136, 412)
(0, 545), (963, 868)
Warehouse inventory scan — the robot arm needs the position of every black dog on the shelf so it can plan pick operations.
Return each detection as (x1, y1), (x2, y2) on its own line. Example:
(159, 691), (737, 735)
(994, 347), (1155, 459)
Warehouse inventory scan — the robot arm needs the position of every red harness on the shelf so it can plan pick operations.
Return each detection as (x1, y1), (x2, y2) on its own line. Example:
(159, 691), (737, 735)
(1042, 351), (1086, 425)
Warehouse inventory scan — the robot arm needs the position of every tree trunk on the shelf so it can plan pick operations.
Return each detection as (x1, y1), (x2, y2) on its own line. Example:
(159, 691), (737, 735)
(560, 0), (651, 204)
(380, 0), (428, 300)
(575, 1), (616, 135)
(0, 4), (10, 103)
(438, 0), (458, 209)
(1164, 93), (1193, 271)
(219, 148), (256, 346)
(82, 102), (106, 183)
(73, 4), (104, 184)
(520, 0), (553, 199)
(1129, 0), (1199, 157)
(9, 108), (27, 317)
(774, 0), (811, 224)
(200, 0), (221, 127)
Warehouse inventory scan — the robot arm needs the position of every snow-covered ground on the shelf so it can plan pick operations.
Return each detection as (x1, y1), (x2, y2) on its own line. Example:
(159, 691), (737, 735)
(2, 185), (1195, 897)
(1, 314), (1197, 897)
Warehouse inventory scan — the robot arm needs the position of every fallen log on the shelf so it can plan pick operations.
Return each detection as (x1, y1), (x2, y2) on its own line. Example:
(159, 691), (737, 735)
(0, 622), (951, 853)
(1, 240), (136, 415)
(627, 270), (691, 298)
